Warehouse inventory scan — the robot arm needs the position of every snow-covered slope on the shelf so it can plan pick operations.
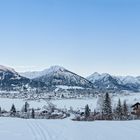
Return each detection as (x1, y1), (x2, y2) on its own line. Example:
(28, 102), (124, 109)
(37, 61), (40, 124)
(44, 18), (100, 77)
(114, 76), (140, 92)
(87, 72), (112, 83)
(0, 65), (18, 75)
(87, 72), (101, 83)
(114, 76), (140, 85)
(1, 118), (140, 140)
(33, 66), (93, 88)
(137, 76), (140, 81)
(21, 66), (71, 79)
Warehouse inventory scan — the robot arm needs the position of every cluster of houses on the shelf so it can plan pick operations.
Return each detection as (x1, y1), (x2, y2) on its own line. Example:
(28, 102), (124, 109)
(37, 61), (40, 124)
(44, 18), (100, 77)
(131, 102), (140, 118)
(0, 99), (140, 121)
(0, 102), (70, 120)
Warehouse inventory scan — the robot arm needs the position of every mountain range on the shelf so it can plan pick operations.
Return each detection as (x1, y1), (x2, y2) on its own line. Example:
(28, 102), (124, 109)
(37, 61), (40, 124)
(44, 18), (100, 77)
(0, 65), (140, 93)
(21, 66), (140, 92)
(0, 65), (47, 91)
(87, 72), (140, 92)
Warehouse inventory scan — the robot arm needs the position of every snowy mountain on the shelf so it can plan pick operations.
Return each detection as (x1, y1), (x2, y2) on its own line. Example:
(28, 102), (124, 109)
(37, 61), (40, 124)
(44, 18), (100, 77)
(0, 65), (18, 74)
(87, 72), (140, 92)
(114, 76), (140, 92)
(3, 64), (140, 93)
(33, 66), (94, 88)
(0, 65), (47, 91)
(87, 72), (125, 91)
(21, 66), (140, 92)
(114, 76), (140, 85)
(137, 76), (140, 79)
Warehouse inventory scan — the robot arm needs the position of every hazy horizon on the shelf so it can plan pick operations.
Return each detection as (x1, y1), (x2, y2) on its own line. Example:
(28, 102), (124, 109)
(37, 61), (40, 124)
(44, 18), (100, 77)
(0, 0), (140, 76)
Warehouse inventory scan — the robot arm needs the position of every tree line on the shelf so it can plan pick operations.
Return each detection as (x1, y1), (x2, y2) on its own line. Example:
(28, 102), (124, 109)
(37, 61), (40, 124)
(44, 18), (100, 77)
(74, 93), (134, 121)
(0, 102), (69, 119)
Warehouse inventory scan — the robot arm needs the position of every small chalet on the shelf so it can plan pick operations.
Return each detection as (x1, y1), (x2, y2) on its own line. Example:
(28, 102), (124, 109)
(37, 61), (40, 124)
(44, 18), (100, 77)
(131, 102), (140, 116)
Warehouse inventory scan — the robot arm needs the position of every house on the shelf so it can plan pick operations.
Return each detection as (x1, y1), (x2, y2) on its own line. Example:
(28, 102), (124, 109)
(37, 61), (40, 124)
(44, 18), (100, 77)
(131, 102), (140, 117)
(40, 110), (48, 116)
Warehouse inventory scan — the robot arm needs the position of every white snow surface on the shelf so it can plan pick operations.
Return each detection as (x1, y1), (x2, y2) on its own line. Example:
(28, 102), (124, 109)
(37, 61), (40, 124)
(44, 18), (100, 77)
(0, 93), (140, 139)
(56, 85), (84, 89)
(115, 76), (140, 84)
(0, 93), (140, 111)
(87, 72), (110, 83)
(1, 118), (140, 140)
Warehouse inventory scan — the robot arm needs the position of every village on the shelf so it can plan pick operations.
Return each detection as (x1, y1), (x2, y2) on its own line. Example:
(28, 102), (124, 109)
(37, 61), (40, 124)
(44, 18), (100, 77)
(0, 93), (140, 122)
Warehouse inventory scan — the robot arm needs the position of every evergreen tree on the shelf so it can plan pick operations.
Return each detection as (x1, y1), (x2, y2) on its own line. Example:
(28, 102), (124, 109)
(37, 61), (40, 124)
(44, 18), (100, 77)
(115, 99), (123, 120)
(61, 94), (64, 98)
(24, 102), (29, 113)
(10, 104), (16, 116)
(122, 100), (129, 120)
(31, 108), (35, 119)
(102, 93), (112, 120)
(85, 104), (90, 119)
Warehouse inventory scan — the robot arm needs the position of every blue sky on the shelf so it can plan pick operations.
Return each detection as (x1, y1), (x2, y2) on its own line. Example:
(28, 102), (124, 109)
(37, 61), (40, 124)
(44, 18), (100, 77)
(0, 0), (140, 76)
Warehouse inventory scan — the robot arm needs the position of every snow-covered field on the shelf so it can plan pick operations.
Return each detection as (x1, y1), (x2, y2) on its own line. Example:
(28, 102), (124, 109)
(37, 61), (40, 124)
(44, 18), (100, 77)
(0, 93), (140, 140)
(52, 93), (140, 110)
(0, 93), (140, 111)
(0, 98), (96, 111)
(1, 117), (140, 140)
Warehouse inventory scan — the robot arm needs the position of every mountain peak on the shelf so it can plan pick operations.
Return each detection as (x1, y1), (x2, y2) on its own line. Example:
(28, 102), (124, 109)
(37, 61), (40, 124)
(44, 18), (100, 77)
(92, 72), (100, 76)
(101, 73), (111, 77)
(87, 72), (111, 83)
(32, 65), (93, 88)
(47, 65), (66, 73)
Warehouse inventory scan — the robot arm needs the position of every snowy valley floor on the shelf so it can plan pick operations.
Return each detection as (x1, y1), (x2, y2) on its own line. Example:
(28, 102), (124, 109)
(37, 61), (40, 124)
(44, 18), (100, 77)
(1, 93), (140, 140)
(1, 93), (140, 111)
(0, 117), (140, 140)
